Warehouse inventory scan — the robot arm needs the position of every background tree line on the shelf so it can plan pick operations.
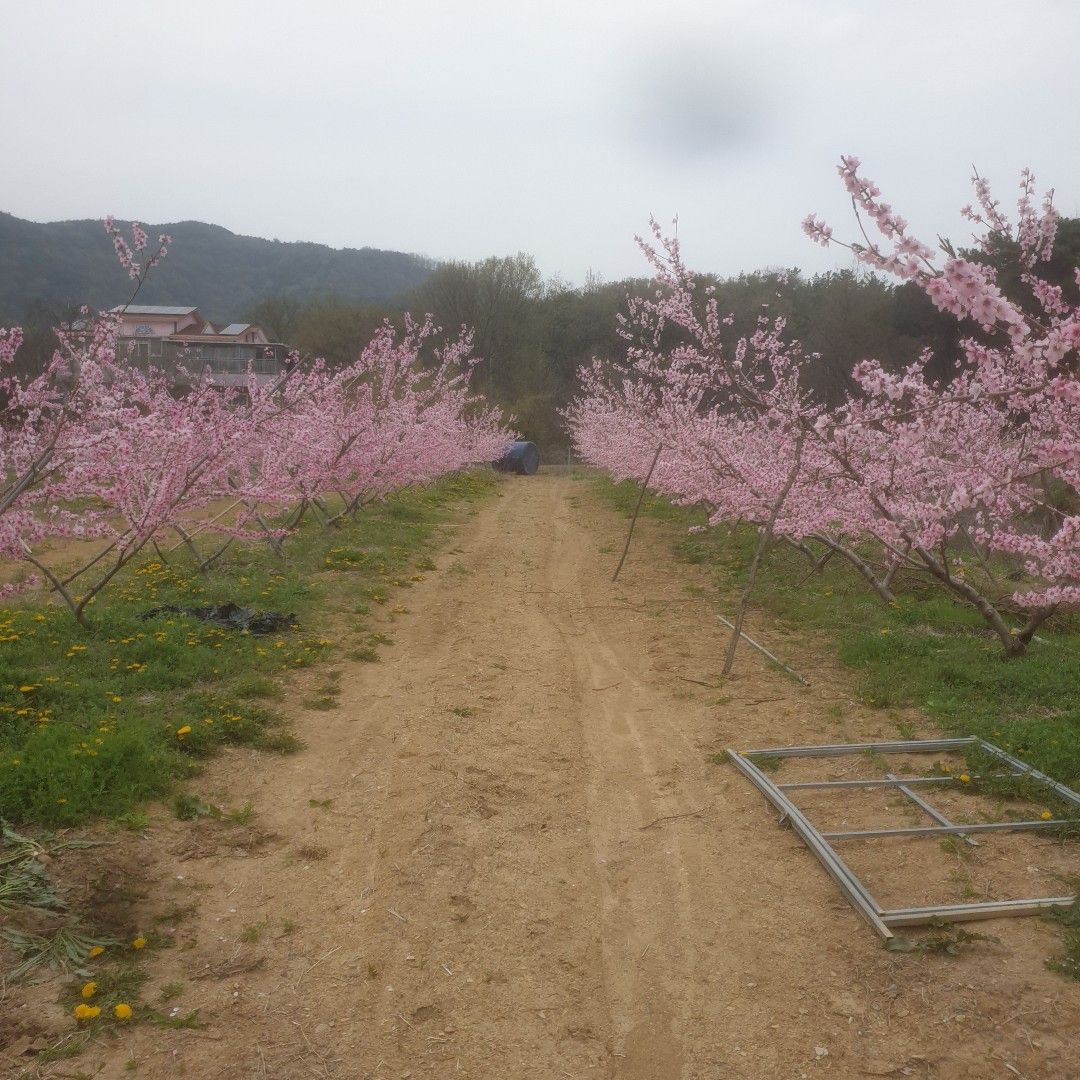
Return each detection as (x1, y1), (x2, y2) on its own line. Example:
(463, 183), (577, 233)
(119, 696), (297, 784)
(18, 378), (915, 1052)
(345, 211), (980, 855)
(12, 219), (1080, 460)
(244, 257), (1005, 459)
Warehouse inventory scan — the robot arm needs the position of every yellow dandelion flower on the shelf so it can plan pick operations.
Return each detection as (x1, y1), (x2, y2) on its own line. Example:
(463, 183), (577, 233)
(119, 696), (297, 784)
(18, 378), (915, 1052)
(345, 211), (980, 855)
(176, 725), (192, 739)
(81, 981), (97, 999)
(18, 684), (38, 693)
(113, 1003), (133, 1020)
(1041, 810), (1053, 820)
(958, 773), (971, 783)
(131, 936), (147, 950)
(73, 1003), (101, 1020)
(88, 945), (105, 957)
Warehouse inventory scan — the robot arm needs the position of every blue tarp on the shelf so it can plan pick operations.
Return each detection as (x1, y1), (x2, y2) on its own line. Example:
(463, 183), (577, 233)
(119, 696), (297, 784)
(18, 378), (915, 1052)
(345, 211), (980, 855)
(494, 441), (540, 475)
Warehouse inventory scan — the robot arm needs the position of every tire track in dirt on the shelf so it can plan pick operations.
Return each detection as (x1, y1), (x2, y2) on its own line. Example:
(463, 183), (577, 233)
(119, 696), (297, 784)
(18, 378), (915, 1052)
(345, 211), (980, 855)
(540, 481), (699, 1078)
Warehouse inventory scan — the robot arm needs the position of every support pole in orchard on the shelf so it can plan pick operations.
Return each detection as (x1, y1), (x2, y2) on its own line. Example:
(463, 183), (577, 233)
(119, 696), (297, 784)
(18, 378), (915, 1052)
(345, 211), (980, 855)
(721, 433), (805, 678)
(612, 443), (663, 583)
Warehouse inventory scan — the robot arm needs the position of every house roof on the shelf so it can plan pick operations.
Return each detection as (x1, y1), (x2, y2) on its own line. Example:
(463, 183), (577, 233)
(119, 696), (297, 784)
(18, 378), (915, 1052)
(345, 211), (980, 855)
(219, 323), (252, 336)
(114, 305), (200, 316)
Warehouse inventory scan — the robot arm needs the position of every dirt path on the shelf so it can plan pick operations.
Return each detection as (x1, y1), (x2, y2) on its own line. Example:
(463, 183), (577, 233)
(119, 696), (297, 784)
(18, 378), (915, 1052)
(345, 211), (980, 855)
(18, 473), (1078, 1078)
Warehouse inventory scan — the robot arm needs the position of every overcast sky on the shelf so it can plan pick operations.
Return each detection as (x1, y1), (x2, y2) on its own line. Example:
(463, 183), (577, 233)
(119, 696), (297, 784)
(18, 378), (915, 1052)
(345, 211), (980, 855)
(3, 0), (1079, 286)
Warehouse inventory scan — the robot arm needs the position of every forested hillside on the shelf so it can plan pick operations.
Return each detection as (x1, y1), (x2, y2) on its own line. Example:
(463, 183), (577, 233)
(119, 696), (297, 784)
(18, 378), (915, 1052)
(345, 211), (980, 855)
(0, 212), (434, 322)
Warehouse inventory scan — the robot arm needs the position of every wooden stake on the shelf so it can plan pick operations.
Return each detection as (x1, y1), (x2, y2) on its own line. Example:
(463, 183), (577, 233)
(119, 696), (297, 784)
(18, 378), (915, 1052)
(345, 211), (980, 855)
(721, 433), (805, 677)
(612, 444), (663, 583)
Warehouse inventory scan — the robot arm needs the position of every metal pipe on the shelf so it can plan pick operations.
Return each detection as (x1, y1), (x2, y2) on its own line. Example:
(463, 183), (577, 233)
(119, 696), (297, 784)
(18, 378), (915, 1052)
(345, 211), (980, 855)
(742, 738), (977, 759)
(975, 740), (1080, 809)
(885, 772), (977, 848)
(882, 896), (1075, 927)
(715, 614), (807, 685)
(726, 750), (894, 939)
(728, 738), (1080, 939)
(822, 819), (1073, 841)
(777, 777), (963, 794)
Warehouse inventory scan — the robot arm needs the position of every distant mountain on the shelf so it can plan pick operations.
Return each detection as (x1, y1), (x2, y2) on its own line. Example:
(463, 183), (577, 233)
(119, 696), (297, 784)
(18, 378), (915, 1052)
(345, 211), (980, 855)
(0, 213), (435, 322)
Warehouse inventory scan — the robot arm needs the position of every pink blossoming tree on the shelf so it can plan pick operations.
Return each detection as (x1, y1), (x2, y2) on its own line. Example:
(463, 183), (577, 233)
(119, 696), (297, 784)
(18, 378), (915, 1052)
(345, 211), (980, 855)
(569, 161), (1079, 660)
(0, 223), (513, 625)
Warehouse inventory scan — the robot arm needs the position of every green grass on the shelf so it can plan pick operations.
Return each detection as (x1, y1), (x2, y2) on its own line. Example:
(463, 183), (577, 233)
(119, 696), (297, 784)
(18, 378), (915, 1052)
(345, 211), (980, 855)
(67, 962), (148, 1018)
(599, 478), (1080, 790)
(0, 471), (496, 828)
(1046, 895), (1080, 980)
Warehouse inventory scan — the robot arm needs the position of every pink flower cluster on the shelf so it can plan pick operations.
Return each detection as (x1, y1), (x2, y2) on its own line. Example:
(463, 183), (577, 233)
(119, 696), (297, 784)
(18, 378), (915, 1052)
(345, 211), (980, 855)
(103, 217), (170, 281)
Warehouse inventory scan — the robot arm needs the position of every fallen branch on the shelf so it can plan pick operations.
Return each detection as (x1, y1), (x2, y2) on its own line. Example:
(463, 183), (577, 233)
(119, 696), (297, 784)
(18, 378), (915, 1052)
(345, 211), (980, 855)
(612, 443), (663, 582)
(293, 944), (343, 990)
(640, 808), (704, 830)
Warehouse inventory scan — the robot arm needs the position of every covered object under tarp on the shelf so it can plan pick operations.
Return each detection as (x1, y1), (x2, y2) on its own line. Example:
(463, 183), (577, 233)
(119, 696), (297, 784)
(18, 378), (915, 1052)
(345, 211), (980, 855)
(494, 441), (540, 475)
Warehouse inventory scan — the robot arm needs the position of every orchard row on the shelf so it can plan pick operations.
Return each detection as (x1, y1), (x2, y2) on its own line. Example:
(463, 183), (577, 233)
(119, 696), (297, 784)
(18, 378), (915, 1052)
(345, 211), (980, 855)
(567, 160), (1079, 657)
(0, 222), (512, 625)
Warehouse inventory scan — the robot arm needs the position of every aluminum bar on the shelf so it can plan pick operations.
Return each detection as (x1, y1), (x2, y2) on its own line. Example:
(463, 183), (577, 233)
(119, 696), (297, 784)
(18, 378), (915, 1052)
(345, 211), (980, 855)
(743, 738), (977, 759)
(882, 896), (1075, 927)
(777, 777), (963, 794)
(884, 771), (977, 847)
(715, 614), (807, 685)
(726, 749), (894, 939)
(975, 740), (1080, 809)
(822, 819), (1072, 841)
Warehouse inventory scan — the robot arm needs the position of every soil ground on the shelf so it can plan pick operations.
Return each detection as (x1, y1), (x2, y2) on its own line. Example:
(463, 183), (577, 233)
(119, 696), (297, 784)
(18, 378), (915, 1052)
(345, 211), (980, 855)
(5, 471), (1078, 1079)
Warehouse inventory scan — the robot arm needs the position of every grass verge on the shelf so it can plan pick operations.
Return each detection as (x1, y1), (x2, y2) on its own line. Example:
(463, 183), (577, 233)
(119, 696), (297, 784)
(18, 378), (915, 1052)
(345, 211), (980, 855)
(0, 470), (496, 828)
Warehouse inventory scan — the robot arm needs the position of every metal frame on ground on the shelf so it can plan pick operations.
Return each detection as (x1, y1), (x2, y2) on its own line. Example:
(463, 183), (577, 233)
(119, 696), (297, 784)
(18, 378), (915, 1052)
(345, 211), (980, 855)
(727, 737), (1080, 940)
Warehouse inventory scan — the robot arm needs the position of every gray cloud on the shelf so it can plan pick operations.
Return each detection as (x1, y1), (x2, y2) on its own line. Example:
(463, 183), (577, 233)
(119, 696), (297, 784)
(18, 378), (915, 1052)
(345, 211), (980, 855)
(624, 41), (771, 160)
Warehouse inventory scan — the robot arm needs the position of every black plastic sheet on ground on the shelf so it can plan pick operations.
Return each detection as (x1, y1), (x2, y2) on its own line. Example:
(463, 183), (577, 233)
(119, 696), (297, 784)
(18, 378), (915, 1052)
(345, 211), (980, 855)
(140, 602), (297, 635)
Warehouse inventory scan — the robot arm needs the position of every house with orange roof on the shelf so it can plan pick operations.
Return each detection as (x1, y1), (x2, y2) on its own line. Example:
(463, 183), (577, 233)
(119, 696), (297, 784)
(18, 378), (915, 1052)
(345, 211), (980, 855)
(113, 305), (289, 386)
